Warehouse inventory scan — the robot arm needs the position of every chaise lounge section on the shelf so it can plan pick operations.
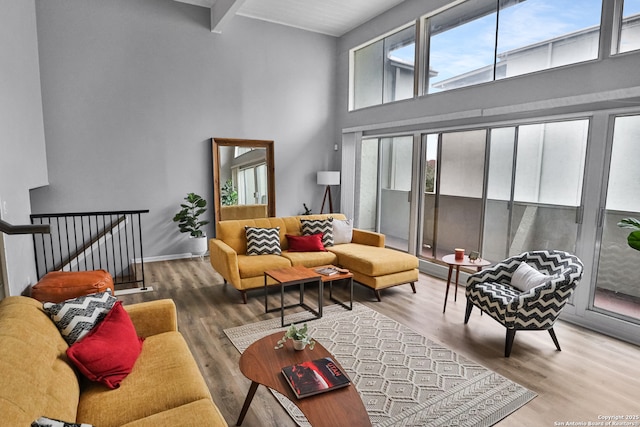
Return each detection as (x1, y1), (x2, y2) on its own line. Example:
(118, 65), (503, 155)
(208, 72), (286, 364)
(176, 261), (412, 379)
(209, 214), (419, 302)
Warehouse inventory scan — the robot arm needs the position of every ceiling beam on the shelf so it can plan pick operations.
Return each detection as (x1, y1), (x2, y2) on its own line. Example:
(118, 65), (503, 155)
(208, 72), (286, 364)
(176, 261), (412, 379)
(210, 0), (247, 33)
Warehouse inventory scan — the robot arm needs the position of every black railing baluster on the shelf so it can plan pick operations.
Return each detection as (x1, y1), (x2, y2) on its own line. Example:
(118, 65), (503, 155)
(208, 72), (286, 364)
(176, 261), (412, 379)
(64, 216), (71, 271)
(108, 214), (116, 284)
(98, 214), (104, 272)
(80, 216), (87, 271)
(116, 214), (124, 284)
(137, 212), (146, 290)
(47, 218), (55, 274)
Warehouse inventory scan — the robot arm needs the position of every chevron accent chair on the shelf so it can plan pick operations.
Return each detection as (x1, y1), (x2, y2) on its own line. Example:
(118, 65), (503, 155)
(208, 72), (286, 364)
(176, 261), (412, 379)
(464, 250), (584, 357)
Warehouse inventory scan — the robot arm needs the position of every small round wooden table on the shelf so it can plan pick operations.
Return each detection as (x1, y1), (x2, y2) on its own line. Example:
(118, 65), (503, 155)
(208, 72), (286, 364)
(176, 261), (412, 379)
(236, 332), (371, 427)
(441, 254), (491, 313)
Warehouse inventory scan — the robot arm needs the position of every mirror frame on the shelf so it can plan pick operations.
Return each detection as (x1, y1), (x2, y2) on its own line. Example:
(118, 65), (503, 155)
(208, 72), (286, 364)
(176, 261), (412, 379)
(212, 137), (276, 229)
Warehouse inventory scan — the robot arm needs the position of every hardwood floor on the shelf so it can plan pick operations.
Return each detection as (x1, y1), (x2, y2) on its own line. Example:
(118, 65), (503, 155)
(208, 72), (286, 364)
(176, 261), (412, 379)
(117, 258), (640, 427)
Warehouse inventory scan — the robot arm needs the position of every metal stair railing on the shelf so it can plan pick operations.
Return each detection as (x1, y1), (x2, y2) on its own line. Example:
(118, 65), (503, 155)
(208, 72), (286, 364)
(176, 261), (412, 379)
(30, 210), (149, 289)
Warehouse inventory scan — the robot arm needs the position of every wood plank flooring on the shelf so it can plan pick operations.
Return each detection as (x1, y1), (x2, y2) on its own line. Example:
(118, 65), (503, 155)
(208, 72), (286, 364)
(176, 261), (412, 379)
(117, 258), (640, 427)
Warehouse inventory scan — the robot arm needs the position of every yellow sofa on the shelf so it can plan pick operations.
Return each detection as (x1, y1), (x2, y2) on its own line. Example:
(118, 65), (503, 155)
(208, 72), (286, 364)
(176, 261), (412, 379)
(209, 213), (419, 302)
(0, 296), (227, 427)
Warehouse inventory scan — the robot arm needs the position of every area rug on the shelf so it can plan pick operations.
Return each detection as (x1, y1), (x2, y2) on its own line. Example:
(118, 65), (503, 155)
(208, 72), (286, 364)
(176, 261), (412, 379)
(224, 303), (536, 427)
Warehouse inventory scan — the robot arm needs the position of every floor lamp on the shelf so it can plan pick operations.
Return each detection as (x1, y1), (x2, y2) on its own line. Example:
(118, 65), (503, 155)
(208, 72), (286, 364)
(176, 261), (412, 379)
(317, 171), (340, 214)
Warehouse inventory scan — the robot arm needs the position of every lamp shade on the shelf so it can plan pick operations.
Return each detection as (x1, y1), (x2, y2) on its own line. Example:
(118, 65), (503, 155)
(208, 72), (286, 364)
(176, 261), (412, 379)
(317, 171), (340, 186)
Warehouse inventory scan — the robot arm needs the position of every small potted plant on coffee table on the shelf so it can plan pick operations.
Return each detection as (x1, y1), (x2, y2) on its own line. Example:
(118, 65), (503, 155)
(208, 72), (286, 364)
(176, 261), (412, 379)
(275, 323), (316, 351)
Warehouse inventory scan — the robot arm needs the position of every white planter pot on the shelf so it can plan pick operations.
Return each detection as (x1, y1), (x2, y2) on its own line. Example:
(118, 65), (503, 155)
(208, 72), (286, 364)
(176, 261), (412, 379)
(188, 236), (208, 256)
(293, 339), (307, 351)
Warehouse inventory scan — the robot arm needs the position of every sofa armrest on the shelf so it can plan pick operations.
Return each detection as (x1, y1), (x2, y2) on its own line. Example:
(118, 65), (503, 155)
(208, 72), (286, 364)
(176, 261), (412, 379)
(209, 238), (241, 287)
(351, 228), (385, 247)
(124, 299), (178, 338)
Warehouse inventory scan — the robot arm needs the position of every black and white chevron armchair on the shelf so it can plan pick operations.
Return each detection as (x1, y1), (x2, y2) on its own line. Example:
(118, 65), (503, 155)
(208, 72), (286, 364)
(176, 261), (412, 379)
(464, 250), (584, 357)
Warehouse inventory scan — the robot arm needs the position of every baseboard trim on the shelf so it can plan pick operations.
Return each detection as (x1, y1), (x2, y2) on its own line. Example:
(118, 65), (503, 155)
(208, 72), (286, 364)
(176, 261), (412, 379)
(116, 286), (155, 295)
(132, 252), (209, 264)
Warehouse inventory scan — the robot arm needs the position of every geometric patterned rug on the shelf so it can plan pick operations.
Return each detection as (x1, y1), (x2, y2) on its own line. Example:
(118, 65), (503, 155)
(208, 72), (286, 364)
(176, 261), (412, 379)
(224, 303), (536, 427)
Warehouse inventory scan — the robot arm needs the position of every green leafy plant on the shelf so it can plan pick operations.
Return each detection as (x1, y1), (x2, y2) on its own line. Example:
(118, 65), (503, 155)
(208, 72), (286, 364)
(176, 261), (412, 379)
(274, 323), (316, 350)
(172, 193), (209, 238)
(221, 179), (238, 206)
(617, 218), (640, 251)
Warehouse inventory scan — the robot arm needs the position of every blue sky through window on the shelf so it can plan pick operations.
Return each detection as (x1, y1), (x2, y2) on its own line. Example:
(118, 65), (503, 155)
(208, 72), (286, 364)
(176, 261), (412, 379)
(428, 0), (603, 92)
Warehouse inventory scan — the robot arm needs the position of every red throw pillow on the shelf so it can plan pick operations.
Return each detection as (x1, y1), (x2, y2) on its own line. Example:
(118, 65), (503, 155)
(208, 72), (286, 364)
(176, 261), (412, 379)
(286, 233), (326, 252)
(66, 301), (144, 389)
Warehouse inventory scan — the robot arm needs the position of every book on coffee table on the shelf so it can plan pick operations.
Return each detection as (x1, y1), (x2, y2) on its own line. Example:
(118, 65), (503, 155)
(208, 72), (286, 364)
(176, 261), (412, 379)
(281, 357), (351, 399)
(314, 267), (349, 276)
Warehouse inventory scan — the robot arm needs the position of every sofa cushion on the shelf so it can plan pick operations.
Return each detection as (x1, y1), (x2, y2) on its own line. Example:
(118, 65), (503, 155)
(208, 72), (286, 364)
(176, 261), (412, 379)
(67, 302), (144, 389)
(245, 226), (281, 255)
(0, 297), (80, 427)
(301, 218), (334, 247)
(43, 290), (117, 345)
(286, 233), (325, 252)
(119, 400), (227, 427)
(332, 219), (353, 245)
(237, 254), (292, 278)
(77, 332), (213, 427)
(328, 244), (418, 276)
(281, 250), (338, 268)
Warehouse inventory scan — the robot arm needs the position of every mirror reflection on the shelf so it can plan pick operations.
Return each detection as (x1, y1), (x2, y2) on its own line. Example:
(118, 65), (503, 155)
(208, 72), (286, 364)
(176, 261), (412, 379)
(212, 138), (275, 230)
(219, 146), (267, 206)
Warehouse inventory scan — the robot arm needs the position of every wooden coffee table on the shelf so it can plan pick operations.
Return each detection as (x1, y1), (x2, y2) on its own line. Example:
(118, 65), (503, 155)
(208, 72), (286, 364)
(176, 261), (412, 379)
(236, 332), (371, 427)
(264, 266), (323, 327)
(311, 265), (354, 310)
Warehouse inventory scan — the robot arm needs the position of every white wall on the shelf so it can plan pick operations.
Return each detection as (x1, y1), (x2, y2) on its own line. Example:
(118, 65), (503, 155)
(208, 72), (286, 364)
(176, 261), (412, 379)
(30, 0), (338, 258)
(0, 0), (48, 296)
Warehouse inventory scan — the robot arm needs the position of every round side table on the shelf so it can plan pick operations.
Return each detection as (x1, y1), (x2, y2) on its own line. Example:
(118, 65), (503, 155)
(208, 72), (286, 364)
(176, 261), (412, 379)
(441, 254), (491, 313)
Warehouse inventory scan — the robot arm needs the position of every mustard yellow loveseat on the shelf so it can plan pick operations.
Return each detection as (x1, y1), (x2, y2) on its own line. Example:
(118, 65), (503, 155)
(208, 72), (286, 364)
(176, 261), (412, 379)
(0, 296), (227, 427)
(209, 213), (419, 303)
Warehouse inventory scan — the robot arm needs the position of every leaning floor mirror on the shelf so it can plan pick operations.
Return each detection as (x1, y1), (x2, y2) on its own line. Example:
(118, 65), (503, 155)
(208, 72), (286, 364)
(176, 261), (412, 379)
(212, 138), (276, 232)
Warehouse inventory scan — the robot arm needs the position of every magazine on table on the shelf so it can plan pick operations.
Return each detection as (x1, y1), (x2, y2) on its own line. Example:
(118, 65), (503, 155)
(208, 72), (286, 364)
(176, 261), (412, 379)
(281, 357), (351, 399)
(314, 267), (349, 276)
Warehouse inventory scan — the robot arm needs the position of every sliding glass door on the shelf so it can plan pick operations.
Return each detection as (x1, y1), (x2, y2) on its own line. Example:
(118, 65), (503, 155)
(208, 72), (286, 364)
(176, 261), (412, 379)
(511, 120), (587, 256)
(433, 130), (487, 259)
(357, 136), (414, 252)
(414, 119), (588, 263)
(483, 127), (516, 261)
(594, 114), (640, 321)
(481, 120), (588, 262)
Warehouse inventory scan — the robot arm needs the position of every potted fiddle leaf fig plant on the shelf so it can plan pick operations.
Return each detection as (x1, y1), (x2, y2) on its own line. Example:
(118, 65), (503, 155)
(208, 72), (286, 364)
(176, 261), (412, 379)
(173, 192), (210, 256)
(275, 323), (316, 351)
(617, 218), (640, 251)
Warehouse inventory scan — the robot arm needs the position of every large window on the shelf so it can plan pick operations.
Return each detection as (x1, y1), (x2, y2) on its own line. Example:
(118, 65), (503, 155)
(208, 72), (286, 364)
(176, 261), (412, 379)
(351, 0), (605, 107)
(496, 0), (602, 79)
(615, 0), (640, 53)
(427, 1), (497, 93)
(351, 25), (416, 110)
(427, 0), (602, 93)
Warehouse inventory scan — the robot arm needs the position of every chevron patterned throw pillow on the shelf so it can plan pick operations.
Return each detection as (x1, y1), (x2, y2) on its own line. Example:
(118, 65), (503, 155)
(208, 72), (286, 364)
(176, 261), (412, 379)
(43, 289), (117, 345)
(301, 218), (334, 247)
(245, 226), (281, 255)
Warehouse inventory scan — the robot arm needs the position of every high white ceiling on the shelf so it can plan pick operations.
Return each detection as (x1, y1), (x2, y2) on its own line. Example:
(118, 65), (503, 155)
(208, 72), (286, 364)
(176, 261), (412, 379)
(174, 0), (407, 37)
